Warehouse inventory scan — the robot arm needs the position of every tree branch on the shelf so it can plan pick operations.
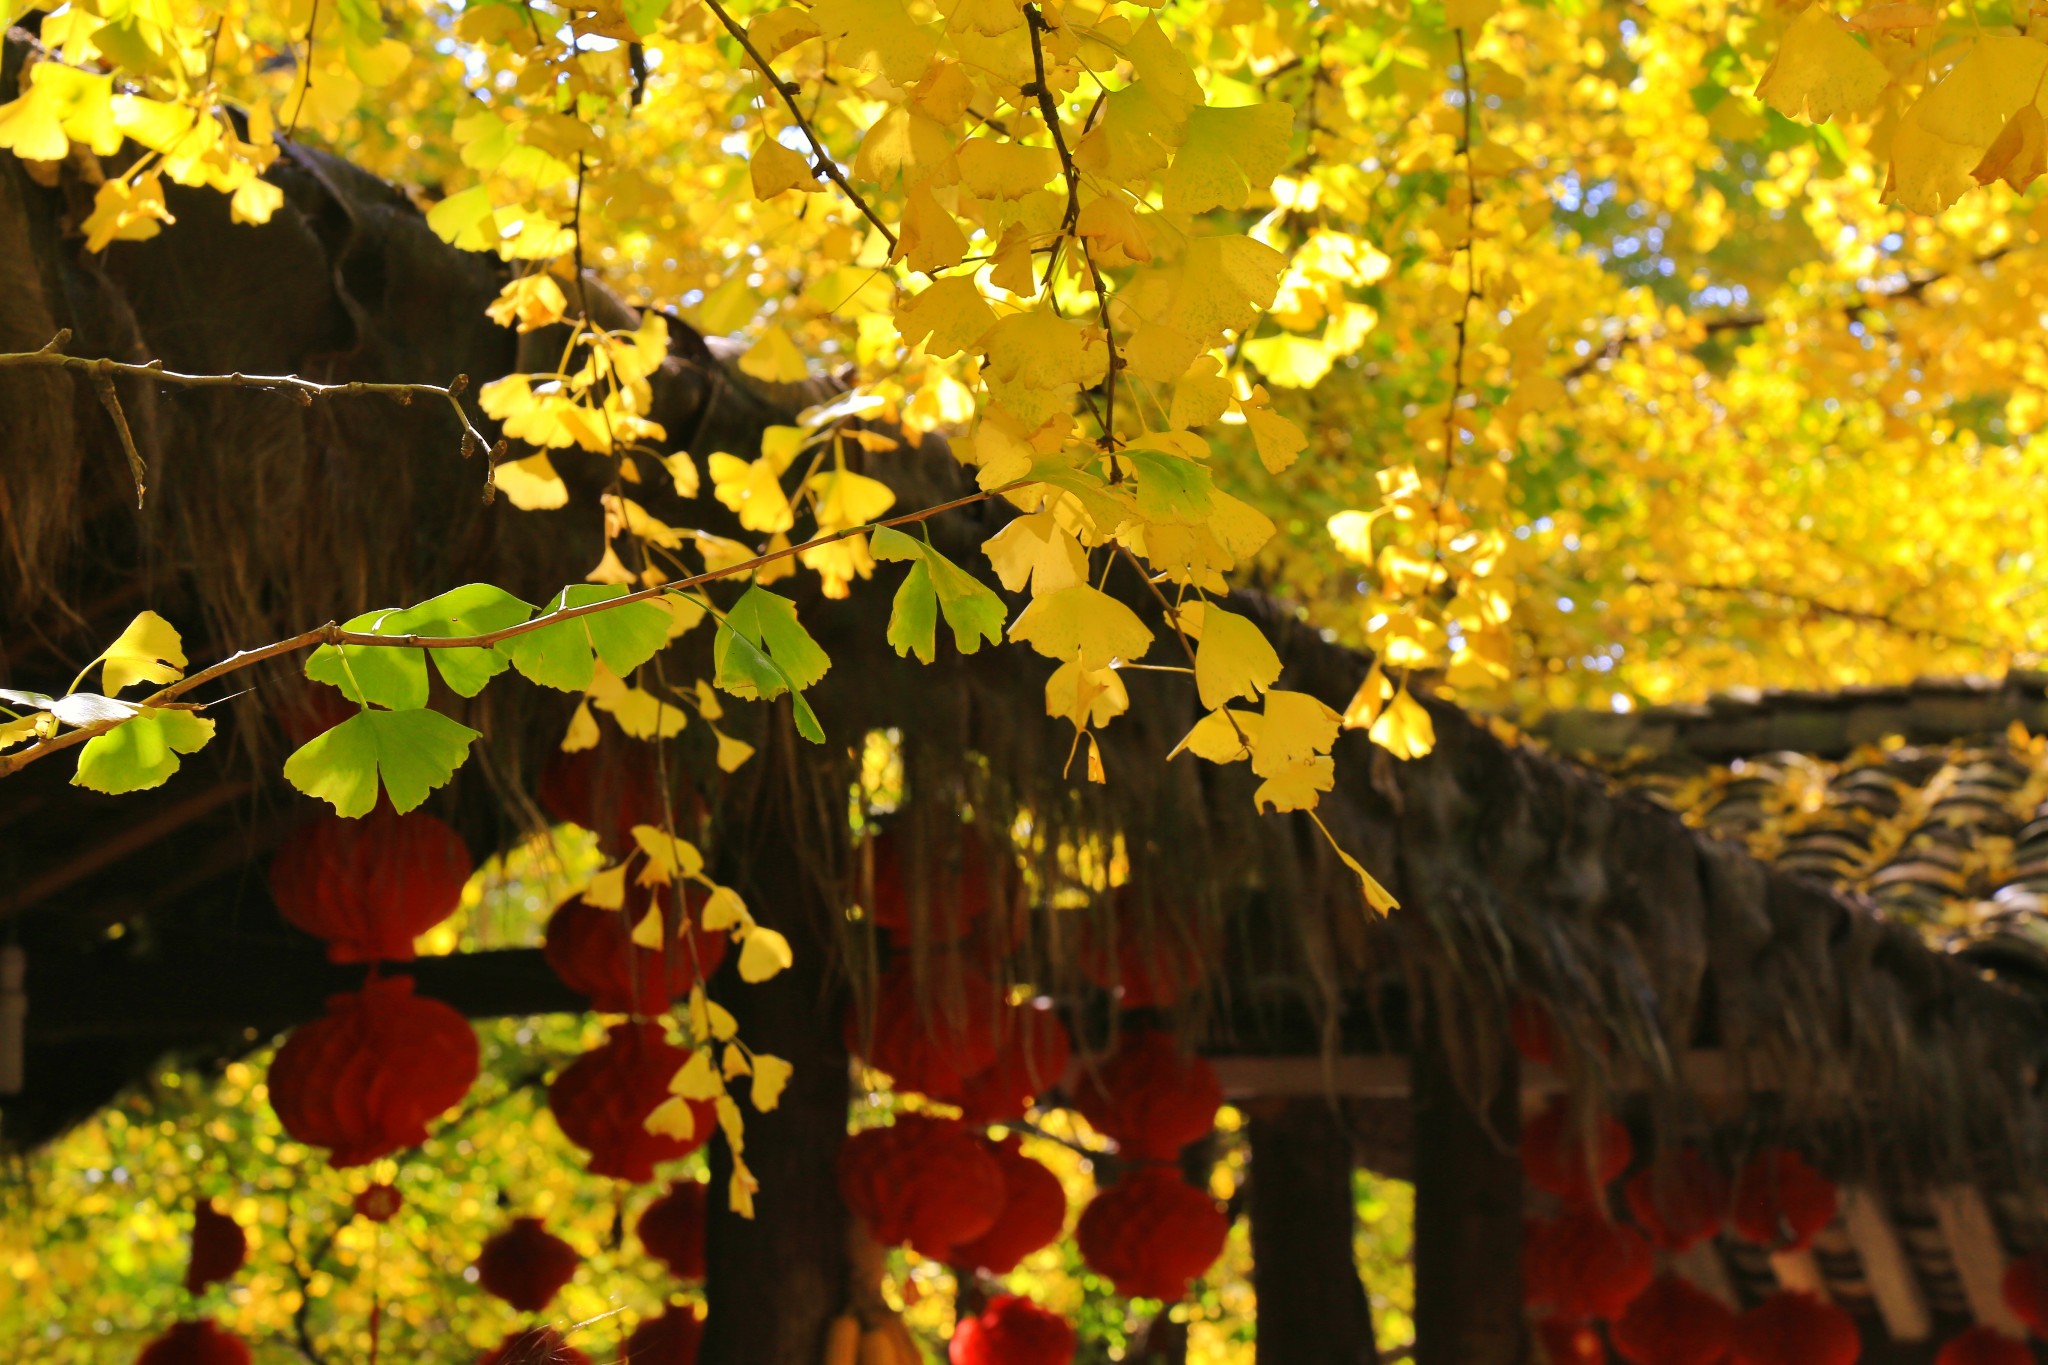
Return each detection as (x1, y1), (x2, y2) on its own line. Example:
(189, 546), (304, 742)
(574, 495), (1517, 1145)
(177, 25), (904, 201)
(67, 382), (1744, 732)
(698, 0), (899, 251)
(0, 482), (1023, 779)
(0, 332), (500, 474)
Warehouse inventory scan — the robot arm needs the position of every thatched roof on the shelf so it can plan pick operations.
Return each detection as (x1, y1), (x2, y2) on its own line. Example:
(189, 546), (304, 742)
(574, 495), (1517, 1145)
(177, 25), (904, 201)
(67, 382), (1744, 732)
(4, 31), (2045, 1226)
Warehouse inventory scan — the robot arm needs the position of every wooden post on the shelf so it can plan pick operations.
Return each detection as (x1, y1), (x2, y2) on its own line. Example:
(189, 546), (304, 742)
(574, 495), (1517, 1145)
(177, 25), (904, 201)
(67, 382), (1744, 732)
(700, 793), (850, 1365)
(1412, 1029), (1524, 1365)
(1247, 1097), (1379, 1365)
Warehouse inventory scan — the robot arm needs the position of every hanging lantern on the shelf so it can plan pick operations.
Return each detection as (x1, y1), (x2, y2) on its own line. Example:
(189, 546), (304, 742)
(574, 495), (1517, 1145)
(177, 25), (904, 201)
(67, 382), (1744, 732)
(1076, 922), (1209, 1010)
(638, 1179), (708, 1282)
(136, 1321), (251, 1365)
(953, 1136), (1067, 1275)
(1729, 1148), (1836, 1251)
(1611, 1274), (1734, 1365)
(1520, 1096), (1633, 1206)
(1072, 1030), (1221, 1162)
(1523, 1210), (1654, 1321)
(623, 1304), (703, 1364)
(1510, 998), (1561, 1066)
(1533, 1318), (1608, 1365)
(550, 1022), (711, 1182)
(867, 828), (1002, 944)
(949, 1293), (1077, 1365)
(1075, 1168), (1229, 1302)
(543, 872), (729, 1014)
(267, 807), (473, 963)
(844, 958), (1001, 1103)
(353, 1184), (403, 1223)
(476, 1216), (581, 1313)
(1622, 1151), (1727, 1252)
(183, 1200), (246, 1295)
(838, 1114), (1007, 1258)
(2003, 1250), (2048, 1337)
(1937, 1327), (2033, 1365)
(538, 746), (668, 852)
(957, 1005), (1072, 1124)
(269, 975), (479, 1168)
(1728, 1291), (1859, 1365)
(479, 1327), (593, 1365)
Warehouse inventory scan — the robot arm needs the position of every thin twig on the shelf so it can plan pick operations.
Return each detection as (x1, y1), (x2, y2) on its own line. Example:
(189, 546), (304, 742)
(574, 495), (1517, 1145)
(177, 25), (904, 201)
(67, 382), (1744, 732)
(698, 0), (898, 250)
(0, 334), (497, 465)
(1427, 27), (1481, 573)
(88, 370), (147, 508)
(0, 482), (1025, 779)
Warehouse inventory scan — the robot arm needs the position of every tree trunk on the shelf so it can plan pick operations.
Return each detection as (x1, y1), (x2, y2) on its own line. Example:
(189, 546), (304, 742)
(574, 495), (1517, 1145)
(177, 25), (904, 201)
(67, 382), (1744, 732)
(1248, 1097), (1379, 1365)
(701, 763), (850, 1365)
(1412, 1030), (1523, 1365)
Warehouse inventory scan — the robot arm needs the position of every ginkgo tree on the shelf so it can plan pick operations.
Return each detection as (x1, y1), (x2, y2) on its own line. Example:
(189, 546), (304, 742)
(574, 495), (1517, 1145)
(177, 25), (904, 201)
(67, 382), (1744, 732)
(10, 0), (2048, 1244)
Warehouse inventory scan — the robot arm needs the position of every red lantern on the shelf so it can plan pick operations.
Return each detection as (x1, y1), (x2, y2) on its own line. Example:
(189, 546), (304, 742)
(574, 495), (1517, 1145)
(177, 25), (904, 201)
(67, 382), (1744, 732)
(958, 1005), (1071, 1124)
(550, 1022), (711, 1182)
(2003, 1250), (2048, 1337)
(1533, 1318), (1608, 1365)
(1511, 998), (1560, 1066)
(1520, 1096), (1633, 1206)
(476, 1216), (581, 1313)
(543, 873), (729, 1014)
(1729, 1148), (1836, 1251)
(837, 1114), (1007, 1258)
(623, 1305), (703, 1364)
(1728, 1291), (1858, 1365)
(136, 1320), (251, 1365)
(844, 958), (1001, 1102)
(950, 1293), (1077, 1365)
(1938, 1327), (2033, 1365)
(479, 1327), (593, 1365)
(269, 974), (479, 1168)
(1611, 1274), (1734, 1365)
(1622, 1150), (1727, 1252)
(1523, 1211), (1654, 1321)
(353, 1184), (403, 1223)
(953, 1136), (1067, 1275)
(268, 808), (472, 963)
(638, 1179), (708, 1282)
(1072, 1030), (1221, 1162)
(183, 1200), (246, 1295)
(1076, 927), (1208, 1009)
(1075, 1167), (1229, 1302)
(867, 829), (1002, 943)
(538, 746), (667, 852)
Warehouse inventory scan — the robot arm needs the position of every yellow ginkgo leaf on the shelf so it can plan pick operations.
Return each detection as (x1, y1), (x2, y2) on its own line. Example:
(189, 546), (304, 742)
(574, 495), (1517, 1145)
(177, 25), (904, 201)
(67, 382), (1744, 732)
(896, 276), (998, 358)
(750, 139), (822, 199)
(494, 453), (571, 510)
(891, 180), (971, 276)
(750, 1053), (794, 1111)
(1193, 606), (1283, 709)
(1974, 104), (2047, 190)
(486, 272), (568, 331)
(1253, 688), (1341, 778)
(1163, 103), (1295, 215)
(737, 925), (795, 982)
(709, 452), (797, 532)
(1240, 386), (1307, 473)
(810, 469), (897, 530)
(1340, 662), (1391, 731)
(1755, 6), (1890, 124)
(645, 1097), (700, 1141)
(1253, 755), (1335, 812)
(633, 824), (706, 881)
(1009, 584), (1155, 669)
(630, 905), (665, 949)
(1369, 686), (1437, 760)
(97, 611), (186, 695)
(982, 509), (1089, 597)
(739, 326), (812, 383)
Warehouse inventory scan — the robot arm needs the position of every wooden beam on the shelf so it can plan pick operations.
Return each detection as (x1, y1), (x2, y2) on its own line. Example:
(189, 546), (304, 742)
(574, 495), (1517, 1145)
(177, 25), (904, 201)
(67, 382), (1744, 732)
(1247, 1098), (1380, 1365)
(1841, 1187), (1932, 1341)
(1930, 1185), (2026, 1334)
(1670, 1241), (1741, 1310)
(1769, 1249), (1829, 1298)
(1207, 1050), (1779, 1101)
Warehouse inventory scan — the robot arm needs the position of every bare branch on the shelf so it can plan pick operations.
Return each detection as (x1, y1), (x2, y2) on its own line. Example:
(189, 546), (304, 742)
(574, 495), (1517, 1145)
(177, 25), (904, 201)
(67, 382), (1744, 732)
(0, 335), (498, 468)
(698, 0), (899, 251)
